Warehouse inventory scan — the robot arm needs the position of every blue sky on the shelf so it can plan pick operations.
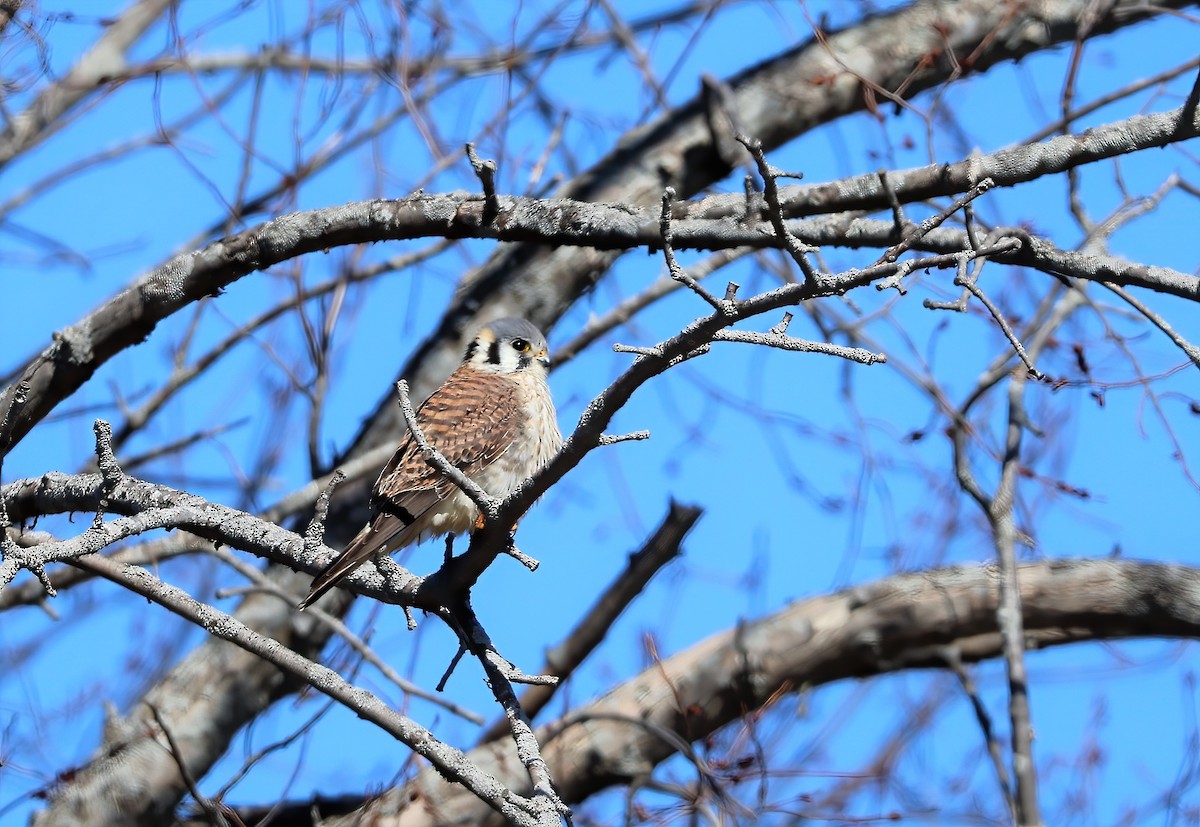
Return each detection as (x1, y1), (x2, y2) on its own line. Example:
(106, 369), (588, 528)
(2, 1), (1199, 823)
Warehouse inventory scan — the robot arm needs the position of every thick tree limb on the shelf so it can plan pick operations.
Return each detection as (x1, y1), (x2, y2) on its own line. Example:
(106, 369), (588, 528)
(5, 59), (1196, 457)
(343, 559), (1200, 826)
(19, 2), (1195, 823)
(347, 0), (1199, 463)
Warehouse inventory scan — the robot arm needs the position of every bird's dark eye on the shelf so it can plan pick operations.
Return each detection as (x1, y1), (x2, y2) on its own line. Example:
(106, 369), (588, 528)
(512, 338), (529, 352)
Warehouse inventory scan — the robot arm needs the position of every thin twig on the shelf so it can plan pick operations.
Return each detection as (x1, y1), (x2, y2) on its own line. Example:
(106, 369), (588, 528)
(875, 178), (996, 266)
(736, 133), (820, 282)
(483, 647), (559, 686)
(993, 372), (1043, 825)
(553, 247), (752, 366)
(955, 263), (1047, 381)
(91, 419), (124, 529)
(479, 502), (701, 743)
(1101, 275), (1200, 370)
(941, 645), (1015, 817)
(455, 600), (571, 821)
(503, 542), (540, 571)
(119, 419), (251, 472)
(148, 703), (236, 827)
(210, 544), (483, 723)
(0, 382), (29, 572)
(612, 344), (664, 358)
(395, 380), (499, 520)
(466, 142), (499, 225)
(877, 168), (913, 234)
(711, 328), (886, 365)
(69, 553), (544, 826)
(437, 644), (470, 693)
(660, 188), (729, 314)
(303, 470), (345, 558)
(923, 251), (973, 312)
(597, 431), (651, 446)
(107, 241), (451, 453)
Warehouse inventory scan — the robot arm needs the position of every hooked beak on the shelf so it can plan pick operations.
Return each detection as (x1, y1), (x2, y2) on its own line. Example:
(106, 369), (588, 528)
(536, 349), (551, 369)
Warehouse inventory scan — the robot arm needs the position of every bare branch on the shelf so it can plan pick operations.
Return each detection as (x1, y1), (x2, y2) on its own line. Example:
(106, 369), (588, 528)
(369, 559), (1200, 825)
(992, 373), (1043, 825)
(955, 263), (1047, 381)
(0, 0), (175, 167)
(710, 328), (886, 365)
(480, 502), (702, 743)
(1101, 280), (1200, 370)
(0, 380), (28, 577)
(395, 379), (500, 521)
(8, 4), (1197, 823)
(503, 544), (540, 572)
(874, 178), (995, 265)
(90, 419), (123, 529)
(146, 704), (233, 827)
(597, 431), (651, 446)
(0, 533), (208, 611)
(466, 142), (499, 225)
(941, 646), (1016, 817)
(105, 241), (449, 452)
(67, 553), (550, 827)
(5, 106), (1198, 456)
(736, 133), (821, 283)
(0, 472), (416, 604)
(660, 188), (729, 314)
(453, 600), (571, 823)
(209, 544), (484, 725)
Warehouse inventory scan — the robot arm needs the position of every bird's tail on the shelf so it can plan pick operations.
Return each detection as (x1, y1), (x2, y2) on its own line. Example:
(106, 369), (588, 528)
(297, 512), (418, 610)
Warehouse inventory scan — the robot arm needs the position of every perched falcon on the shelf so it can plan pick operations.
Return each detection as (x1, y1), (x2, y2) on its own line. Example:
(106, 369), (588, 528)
(298, 317), (562, 609)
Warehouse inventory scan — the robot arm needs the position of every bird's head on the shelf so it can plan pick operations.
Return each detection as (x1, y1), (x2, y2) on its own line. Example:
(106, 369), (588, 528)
(463, 317), (552, 376)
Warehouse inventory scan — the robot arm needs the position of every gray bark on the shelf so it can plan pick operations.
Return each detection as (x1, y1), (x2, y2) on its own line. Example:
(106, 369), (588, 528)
(311, 559), (1200, 825)
(20, 0), (1197, 823)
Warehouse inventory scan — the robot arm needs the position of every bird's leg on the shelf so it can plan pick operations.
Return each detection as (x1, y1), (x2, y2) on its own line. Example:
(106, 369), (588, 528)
(472, 510), (519, 532)
(470, 512), (537, 569)
(443, 532), (456, 565)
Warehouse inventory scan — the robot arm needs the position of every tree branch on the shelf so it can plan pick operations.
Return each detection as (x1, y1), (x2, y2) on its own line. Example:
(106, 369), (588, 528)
(5, 86), (1197, 456)
(65, 553), (550, 827)
(479, 501), (701, 743)
(337, 559), (1200, 826)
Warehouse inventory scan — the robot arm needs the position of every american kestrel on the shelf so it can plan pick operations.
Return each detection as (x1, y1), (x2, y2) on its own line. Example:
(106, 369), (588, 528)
(299, 318), (562, 609)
